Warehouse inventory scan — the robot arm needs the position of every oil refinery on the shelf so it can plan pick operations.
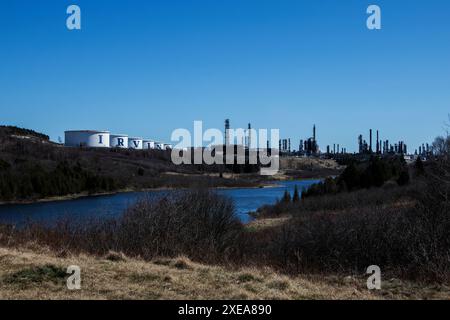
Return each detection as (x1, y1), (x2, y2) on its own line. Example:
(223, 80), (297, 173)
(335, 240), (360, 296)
(64, 130), (172, 150)
(65, 121), (432, 161)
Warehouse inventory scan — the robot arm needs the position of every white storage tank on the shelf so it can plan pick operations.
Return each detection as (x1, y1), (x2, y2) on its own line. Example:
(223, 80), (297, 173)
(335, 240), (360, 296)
(155, 142), (165, 150)
(110, 134), (128, 148)
(143, 139), (155, 149)
(65, 130), (110, 148)
(129, 137), (143, 150)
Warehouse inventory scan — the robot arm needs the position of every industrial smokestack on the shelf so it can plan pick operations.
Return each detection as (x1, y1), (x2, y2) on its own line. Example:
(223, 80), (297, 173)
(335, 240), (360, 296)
(369, 129), (373, 153)
(313, 124), (316, 142)
(376, 130), (379, 154)
(225, 119), (230, 145)
(247, 123), (251, 148)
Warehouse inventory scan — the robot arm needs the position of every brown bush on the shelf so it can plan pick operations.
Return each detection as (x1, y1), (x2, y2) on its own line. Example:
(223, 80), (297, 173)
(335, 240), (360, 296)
(0, 190), (244, 264)
(1, 159), (448, 282)
(246, 161), (450, 282)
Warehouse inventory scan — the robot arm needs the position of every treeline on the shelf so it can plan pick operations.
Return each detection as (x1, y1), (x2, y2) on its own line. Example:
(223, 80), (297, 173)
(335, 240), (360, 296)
(0, 125), (266, 201)
(0, 160), (121, 201)
(302, 155), (411, 198)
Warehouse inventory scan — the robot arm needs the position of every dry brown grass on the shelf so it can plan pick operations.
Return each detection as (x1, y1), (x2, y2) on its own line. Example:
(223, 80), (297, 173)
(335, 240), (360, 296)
(272, 157), (344, 180)
(280, 157), (343, 171)
(246, 217), (291, 232)
(1, 246), (448, 300)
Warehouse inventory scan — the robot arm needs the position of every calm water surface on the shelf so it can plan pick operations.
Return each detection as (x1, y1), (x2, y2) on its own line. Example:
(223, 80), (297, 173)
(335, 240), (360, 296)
(0, 180), (319, 226)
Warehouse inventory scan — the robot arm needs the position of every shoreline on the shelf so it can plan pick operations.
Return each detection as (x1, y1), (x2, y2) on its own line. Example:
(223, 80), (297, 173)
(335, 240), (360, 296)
(0, 183), (284, 206)
(0, 170), (327, 206)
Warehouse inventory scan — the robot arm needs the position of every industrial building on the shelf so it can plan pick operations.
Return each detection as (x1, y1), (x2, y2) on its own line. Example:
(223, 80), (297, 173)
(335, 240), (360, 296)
(358, 129), (408, 156)
(223, 119), (256, 149)
(294, 125), (319, 156)
(277, 124), (323, 156)
(220, 119), (420, 160)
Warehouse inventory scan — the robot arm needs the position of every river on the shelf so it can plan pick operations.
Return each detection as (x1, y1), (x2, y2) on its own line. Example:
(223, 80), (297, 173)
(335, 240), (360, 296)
(0, 179), (319, 226)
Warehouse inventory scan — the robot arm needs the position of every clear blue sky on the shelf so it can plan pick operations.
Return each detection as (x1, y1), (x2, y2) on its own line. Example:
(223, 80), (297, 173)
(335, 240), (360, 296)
(1, 0), (449, 152)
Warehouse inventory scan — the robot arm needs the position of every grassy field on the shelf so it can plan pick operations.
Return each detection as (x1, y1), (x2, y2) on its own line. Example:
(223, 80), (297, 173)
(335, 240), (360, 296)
(1, 246), (448, 300)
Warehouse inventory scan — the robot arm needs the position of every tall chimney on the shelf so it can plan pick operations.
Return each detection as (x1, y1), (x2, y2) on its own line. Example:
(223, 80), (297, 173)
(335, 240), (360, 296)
(369, 129), (373, 153)
(376, 130), (379, 154)
(225, 119), (230, 145)
(247, 123), (251, 148)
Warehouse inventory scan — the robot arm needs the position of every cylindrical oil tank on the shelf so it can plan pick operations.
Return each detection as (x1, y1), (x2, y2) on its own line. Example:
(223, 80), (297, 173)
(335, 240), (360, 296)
(143, 140), (155, 149)
(128, 137), (143, 150)
(65, 130), (110, 148)
(155, 142), (165, 150)
(110, 134), (129, 148)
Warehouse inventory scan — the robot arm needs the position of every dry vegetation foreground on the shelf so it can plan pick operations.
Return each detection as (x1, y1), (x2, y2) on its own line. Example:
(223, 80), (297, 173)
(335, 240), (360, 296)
(0, 246), (448, 300)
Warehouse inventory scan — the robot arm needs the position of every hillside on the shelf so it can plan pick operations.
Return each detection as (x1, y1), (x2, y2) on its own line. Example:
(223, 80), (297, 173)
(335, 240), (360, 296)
(0, 126), (262, 202)
(1, 246), (447, 300)
(274, 156), (344, 180)
(0, 126), (51, 142)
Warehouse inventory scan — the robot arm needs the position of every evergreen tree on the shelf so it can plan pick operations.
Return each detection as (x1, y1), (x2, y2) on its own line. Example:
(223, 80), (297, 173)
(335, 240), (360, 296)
(414, 157), (425, 176)
(339, 162), (361, 191)
(292, 185), (300, 202)
(282, 190), (291, 203)
(397, 170), (410, 186)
